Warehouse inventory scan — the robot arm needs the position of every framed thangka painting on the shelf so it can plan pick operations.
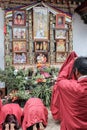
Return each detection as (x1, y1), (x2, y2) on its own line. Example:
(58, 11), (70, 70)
(55, 29), (66, 39)
(13, 27), (26, 40)
(13, 41), (26, 52)
(56, 39), (66, 52)
(56, 14), (65, 29)
(13, 10), (26, 26)
(56, 52), (67, 63)
(33, 7), (48, 40)
(35, 41), (48, 52)
(13, 52), (27, 64)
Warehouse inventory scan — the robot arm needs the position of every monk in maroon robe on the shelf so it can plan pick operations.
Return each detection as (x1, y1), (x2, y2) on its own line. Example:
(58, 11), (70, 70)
(50, 51), (77, 120)
(51, 52), (87, 130)
(0, 98), (3, 130)
(22, 98), (48, 130)
(0, 103), (23, 130)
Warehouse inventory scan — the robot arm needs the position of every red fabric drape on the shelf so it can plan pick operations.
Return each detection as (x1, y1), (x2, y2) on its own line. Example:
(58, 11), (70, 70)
(0, 99), (3, 130)
(4, 24), (7, 35)
(50, 51), (77, 120)
(0, 103), (22, 130)
(0, 99), (2, 111)
(51, 51), (87, 130)
(22, 98), (48, 130)
(58, 61), (87, 129)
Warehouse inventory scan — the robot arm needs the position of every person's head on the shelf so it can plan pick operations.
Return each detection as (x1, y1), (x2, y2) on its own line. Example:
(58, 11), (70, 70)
(73, 57), (87, 79)
(2, 114), (20, 130)
(17, 13), (22, 20)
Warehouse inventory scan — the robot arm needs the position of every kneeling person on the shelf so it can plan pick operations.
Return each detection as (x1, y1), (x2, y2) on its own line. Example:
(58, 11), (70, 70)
(1, 103), (23, 130)
(22, 98), (48, 130)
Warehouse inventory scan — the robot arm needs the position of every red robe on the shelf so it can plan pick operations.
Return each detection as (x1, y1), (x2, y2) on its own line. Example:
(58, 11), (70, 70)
(0, 99), (2, 130)
(50, 51), (77, 120)
(22, 98), (48, 130)
(0, 99), (2, 111)
(0, 103), (22, 130)
(51, 51), (87, 130)
(58, 61), (87, 129)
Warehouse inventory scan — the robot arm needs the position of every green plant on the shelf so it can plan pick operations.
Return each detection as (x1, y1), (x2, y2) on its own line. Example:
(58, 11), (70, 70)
(0, 66), (28, 93)
(32, 82), (52, 107)
(0, 66), (59, 107)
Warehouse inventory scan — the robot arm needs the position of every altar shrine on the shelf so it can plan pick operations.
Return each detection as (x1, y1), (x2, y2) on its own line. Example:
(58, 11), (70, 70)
(4, 2), (73, 69)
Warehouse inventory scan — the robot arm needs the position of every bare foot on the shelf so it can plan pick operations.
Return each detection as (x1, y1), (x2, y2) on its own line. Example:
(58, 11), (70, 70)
(39, 122), (44, 130)
(10, 123), (15, 130)
(33, 124), (37, 130)
(5, 124), (9, 130)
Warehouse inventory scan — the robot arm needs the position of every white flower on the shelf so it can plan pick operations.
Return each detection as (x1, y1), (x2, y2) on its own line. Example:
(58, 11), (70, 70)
(14, 69), (18, 75)
(25, 77), (28, 80)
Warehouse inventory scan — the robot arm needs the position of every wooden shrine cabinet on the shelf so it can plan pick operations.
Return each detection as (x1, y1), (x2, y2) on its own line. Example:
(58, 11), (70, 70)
(34, 41), (49, 63)
(55, 14), (71, 64)
(55, 29), (69, 63)
(12, 10), (27, 64)
(4, 2), (73, 68)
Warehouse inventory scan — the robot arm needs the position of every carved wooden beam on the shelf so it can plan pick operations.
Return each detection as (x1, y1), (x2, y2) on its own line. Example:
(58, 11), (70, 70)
(0, 0), (84, 10)
(75, 0), (87, 24)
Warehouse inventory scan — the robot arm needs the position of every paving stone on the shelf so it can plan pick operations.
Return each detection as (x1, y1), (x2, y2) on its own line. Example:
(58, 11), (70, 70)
(45, 109), (60, 130)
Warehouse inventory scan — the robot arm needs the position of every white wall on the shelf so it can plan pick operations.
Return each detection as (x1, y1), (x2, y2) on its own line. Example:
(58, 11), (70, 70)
(72, 13), (87, 56)
(0, 8), (4, 70)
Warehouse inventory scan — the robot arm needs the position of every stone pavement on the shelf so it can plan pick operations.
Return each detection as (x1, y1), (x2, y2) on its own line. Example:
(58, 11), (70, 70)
(45, 109), (60, 130)
(20, 108), (60, 130)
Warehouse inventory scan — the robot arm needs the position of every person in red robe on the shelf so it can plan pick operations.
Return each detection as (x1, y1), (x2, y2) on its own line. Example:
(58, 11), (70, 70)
(0, 98), (3, 130)
(0, 103), (23, 130)
(22, 98), (48, 130)
(50, 51), (77, 120)
(51, 51), (87, 130)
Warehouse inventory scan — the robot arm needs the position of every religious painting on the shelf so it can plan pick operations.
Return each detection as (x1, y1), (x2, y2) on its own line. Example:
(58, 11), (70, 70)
(55, 29), (66, 39)
(13, 52), (27, 64)
(35, 52), (48, 64)
(56, 39), (66, 52)
(13, 10), (26, 26)
(33, 7), (48, 40)
(56, 14), (65, 29)
(56, 52), (67, 63)
(35, 41), (48, 52)
(13, 27), (26, 39)
(13, 41), (26, 52)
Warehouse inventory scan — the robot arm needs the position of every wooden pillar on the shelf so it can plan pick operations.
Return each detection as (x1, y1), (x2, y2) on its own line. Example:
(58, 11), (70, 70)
(28, 10), (34, 65)
(49, 13), (55, 64)
(5, 17), (12, 67)
(68, 23), (73, 52)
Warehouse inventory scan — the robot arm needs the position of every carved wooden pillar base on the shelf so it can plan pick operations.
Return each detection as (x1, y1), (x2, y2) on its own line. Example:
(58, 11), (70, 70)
(5, 55), (12, 66)
(30, 52), (35, 65)
(50, 52), (55, 64)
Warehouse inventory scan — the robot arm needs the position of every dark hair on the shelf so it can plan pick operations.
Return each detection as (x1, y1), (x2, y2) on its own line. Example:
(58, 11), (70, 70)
(26, 123), (45, 130)
(17, 13), (22, 17)
(2, 114), (20, 130)
(27, 123), (39, 130)
(73, 57), (87, 75)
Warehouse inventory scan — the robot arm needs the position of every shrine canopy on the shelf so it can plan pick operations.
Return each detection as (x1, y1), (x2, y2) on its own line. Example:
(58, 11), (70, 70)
(5, 2), (72, 23)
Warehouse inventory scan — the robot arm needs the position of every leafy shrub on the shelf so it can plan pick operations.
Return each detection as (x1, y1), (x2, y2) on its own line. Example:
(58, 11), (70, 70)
(0, 66), (59, 107)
